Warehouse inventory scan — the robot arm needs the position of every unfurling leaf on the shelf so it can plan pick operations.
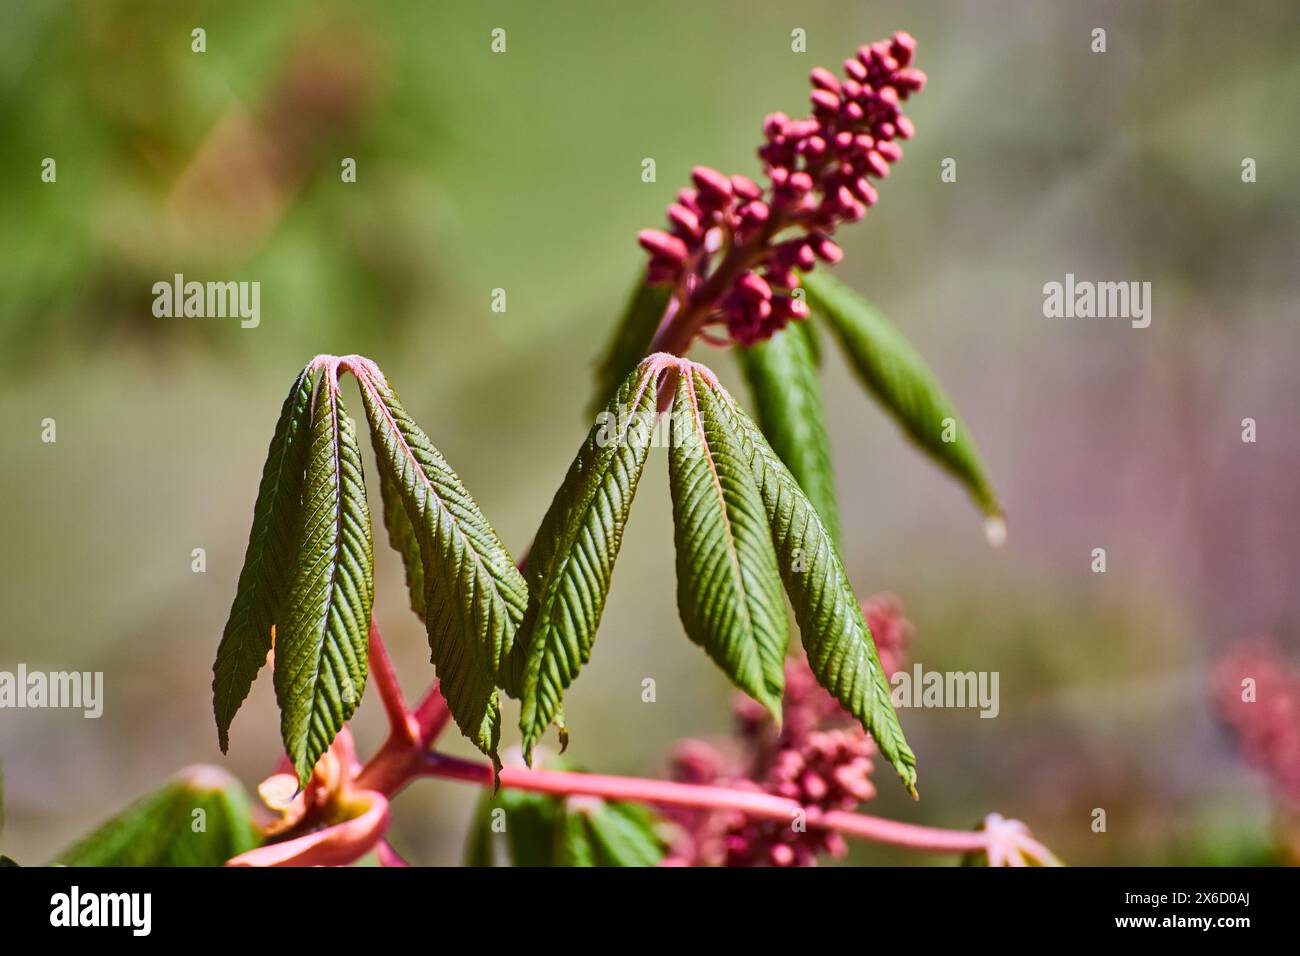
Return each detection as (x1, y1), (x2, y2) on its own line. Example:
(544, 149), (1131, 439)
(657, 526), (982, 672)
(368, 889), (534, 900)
(356, 362), (527, 765)
(737, 321), (840, 545)
(55, 766), (260, 867)
(590, 275), (671, 414)
(517, 359), (663, 760)
(710, 382), (917, 793)
(213, 364), (315, 753)
(802, 269), (1001, 525)
(275, 373), (374, 786)
(669, 365), (787, 718)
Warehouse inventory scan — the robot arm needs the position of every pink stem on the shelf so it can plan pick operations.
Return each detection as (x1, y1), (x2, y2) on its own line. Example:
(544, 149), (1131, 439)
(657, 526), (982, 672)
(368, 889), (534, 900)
(367, 620), (418, 742)
(421, 754), (989, 854)
(412, 682), (452, 745)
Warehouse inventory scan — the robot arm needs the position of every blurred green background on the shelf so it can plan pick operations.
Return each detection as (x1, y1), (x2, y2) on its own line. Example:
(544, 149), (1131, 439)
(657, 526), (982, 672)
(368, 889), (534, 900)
(2, 0), (1298, 865)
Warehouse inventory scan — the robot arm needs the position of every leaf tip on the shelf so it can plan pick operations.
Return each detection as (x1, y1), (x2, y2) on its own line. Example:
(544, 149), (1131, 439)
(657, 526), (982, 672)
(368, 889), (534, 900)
(983, 513), (1007, 549)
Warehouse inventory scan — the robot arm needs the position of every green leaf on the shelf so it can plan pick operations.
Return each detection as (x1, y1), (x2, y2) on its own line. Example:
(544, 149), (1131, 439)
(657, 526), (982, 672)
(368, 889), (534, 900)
(710, 382), (917, 792)
(737, 321), (841, 545)
(55, 766), (260, 866)
(213, 364), (315, 753)
(669, 365), (788, 718)
(590, 275), (671, 415)
(356, 364), (527, 765)
(802, 269), (1002, 527)
(517, 360), (662, 759)
(464, 772), (664, 867)
(581, 801), (665, 867)
(375, 466), (427, 621)
(275, 377), (375, 786)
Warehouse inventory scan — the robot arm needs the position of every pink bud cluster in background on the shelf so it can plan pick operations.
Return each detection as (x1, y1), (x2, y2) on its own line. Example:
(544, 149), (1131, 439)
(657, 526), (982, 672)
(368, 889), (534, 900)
(638, 33), (924, 347)
(1217, 640), (1300, 806)
(662, 596), (913, 866)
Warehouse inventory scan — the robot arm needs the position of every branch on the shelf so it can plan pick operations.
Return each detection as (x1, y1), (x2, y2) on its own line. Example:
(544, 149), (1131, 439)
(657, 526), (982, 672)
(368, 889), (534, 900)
(421, 753), (990, 854)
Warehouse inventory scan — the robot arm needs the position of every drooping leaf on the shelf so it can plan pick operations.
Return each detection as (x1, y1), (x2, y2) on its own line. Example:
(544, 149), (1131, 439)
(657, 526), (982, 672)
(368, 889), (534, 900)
(375, 466), (427, 622)
(737, 321), (841, 544)
(275, 377), (374, 786)
(669, 365), (787, 718)
(710, 382), (917, 792)
(356, 363), (527, 765)
(212, 364), (315, 752)
(802, 269), (1002, 527)
(590, 274), (671, 415)
(517, 359), (663, 759)
(55, 766), (260, 866)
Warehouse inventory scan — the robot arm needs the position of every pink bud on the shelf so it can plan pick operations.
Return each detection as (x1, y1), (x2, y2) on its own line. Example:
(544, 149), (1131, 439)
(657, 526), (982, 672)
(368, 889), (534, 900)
(808, 234), (843, 263)
(809, 67), (840, 94)
(896, 67), (927, 94)
(691, 166), (733, 201)
(877, 141), (903, 163)
(864, 150), (890, 179)
(799, 135), (828, 158)
(802, 772), (828, 801)
(730, 174), (762, 201)
(763, 111), (789, 138)
(810, 89), (840, 114)
(843, 57), (867, 82)
(784, 119), (820, 139)
(788, 171), (813, 194)
(770, 844), (796, 866)
(896, 115), (916, 139)
(877, 121), (896, 140)
(676, 188), (701, 214)
(667, 203), (701, 237)
(736, 271), (772, 302)
(795, 242), (816, 270)
(891, 31), (917, 67)
(738, 200), (770, 225)
(841, 100), (864, 122)
(637, 229), (688, 262)
(841, 78), (862, 100)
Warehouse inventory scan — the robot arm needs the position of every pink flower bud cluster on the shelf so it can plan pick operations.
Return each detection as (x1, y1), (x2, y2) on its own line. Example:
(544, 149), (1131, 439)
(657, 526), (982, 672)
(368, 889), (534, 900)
(638, 33), (924, 347)
(661, 596), (915, 866)
(1216, 640), (1300, 806)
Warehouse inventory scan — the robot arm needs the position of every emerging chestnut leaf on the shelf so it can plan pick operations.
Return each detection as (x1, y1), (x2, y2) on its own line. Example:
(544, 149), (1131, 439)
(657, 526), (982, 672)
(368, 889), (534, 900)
(515, 358), (663, 761)
(274, 365), (374, 786)
(669, 363), (788, 720)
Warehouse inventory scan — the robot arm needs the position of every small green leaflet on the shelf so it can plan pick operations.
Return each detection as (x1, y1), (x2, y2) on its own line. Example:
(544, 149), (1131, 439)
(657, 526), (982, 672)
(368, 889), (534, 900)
(669, 365), (788, 718)
(212, 364), (315, 753)
(356, 363), (528, 766)
(589, 275), (672, 415)
(274, 375), (375, 786)
(55, 766), (260, 866)
(517, 359), (663, 760)
(802, 269), (1003, 530)
(737, 321), (841, 545)
(710, 382), (918, 793)
(464, 768), (665, 867)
